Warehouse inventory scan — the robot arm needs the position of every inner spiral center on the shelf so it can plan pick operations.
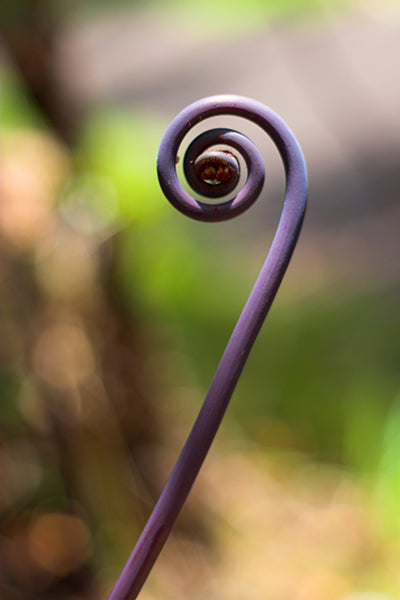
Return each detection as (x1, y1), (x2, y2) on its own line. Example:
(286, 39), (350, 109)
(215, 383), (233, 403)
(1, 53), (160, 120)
(195, 151), (239, 186)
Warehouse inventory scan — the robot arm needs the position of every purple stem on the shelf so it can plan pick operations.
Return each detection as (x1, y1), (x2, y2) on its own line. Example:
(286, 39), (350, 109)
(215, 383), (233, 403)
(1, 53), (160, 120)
(107, 95), (308, 599)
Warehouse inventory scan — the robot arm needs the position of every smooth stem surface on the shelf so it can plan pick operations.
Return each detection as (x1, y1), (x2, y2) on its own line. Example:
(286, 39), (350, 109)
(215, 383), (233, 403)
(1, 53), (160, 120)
(107, 95), (308, 600)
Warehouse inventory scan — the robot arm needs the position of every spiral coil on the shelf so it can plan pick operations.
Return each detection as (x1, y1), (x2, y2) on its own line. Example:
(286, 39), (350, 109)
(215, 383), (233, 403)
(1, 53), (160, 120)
(108, 95), (308, 600)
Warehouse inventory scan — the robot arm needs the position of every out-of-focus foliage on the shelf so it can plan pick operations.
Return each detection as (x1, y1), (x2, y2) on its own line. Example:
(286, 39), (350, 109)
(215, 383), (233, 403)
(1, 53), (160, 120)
(1, 70), (45, 129)
(1, 0), (399, 598)
(157, 0), (352, 34)
(74, 110), (167, 226)
(4, 0), (353, 28)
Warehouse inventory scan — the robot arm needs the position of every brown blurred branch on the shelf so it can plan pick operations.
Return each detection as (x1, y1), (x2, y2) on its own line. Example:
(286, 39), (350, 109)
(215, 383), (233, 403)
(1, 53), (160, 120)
(0, 0), (79, 145)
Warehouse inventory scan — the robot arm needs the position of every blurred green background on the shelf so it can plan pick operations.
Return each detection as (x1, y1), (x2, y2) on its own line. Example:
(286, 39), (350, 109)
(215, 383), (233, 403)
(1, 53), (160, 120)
(1, 1), (399, 599)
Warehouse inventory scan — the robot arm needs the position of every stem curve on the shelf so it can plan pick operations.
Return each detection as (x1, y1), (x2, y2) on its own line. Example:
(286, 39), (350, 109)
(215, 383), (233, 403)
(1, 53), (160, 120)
(108, 95), (308, 599)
